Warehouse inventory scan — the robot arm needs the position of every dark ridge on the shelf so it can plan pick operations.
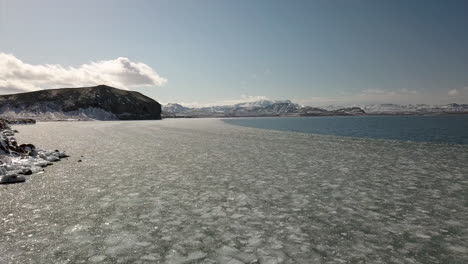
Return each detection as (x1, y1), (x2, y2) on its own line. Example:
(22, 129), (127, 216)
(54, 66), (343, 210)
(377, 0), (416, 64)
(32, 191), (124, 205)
(0, 85), (162, 120)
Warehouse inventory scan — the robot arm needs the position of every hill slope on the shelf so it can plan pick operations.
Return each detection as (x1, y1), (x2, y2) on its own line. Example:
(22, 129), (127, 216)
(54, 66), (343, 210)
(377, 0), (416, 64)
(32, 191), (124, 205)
(162, 100), (365, 118)
(0, 85), (162, 120)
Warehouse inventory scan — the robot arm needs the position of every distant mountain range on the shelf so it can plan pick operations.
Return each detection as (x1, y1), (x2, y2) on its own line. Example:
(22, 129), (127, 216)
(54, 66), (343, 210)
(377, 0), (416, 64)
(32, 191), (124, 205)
(163, 101), (468, 118)
(358, 103), (468, 115)
(0, 85), (162, 120)
(162, 100), (366, 118)
(1, 86), (466, 121)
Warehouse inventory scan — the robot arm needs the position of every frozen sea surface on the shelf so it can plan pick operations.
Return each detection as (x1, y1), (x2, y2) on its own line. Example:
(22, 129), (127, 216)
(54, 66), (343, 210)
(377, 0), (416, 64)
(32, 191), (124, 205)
(1, 119), (468, 264)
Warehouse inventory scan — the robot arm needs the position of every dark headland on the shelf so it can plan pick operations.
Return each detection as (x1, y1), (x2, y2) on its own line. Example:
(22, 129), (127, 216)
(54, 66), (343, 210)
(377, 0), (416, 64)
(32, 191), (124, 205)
(0, 85), (162, 121)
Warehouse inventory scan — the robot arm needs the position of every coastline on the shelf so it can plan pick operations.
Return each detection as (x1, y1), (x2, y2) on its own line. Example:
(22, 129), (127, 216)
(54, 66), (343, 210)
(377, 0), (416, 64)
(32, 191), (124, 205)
(162, 111), (468, 119)
(2, 119), (468, 263)
(0, 119), (68, 184)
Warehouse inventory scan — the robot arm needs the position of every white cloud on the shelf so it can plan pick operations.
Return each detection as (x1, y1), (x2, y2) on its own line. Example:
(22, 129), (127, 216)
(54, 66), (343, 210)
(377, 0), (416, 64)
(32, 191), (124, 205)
(178, 95), (270, 108)
(0, 53), (167, 93)
(360, 88), (419, 97)
(295, 96), (344, 105)
(211, 95), (270, 106)
(297, 89), (426, 106)
(448, 89), (459, 96)
(295, 86), (468, 106)
(240, 94), (269, 101)
(361, 88), (389, 95)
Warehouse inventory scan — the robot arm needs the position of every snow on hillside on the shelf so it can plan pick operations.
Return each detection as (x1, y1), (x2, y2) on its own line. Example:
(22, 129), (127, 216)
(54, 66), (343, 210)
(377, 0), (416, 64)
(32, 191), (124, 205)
(0, 105), (117, 121)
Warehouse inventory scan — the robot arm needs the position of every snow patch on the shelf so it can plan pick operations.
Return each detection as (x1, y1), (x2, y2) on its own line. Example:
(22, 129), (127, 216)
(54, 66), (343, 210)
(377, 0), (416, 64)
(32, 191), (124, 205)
(0, 105), (117, 121)
(0, 120), (68, 183)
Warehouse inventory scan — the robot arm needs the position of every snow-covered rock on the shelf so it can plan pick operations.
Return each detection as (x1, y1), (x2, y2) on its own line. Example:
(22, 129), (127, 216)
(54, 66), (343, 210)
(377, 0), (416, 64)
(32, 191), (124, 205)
(0, 105), (118, 121)
(0, 119), (68, 184)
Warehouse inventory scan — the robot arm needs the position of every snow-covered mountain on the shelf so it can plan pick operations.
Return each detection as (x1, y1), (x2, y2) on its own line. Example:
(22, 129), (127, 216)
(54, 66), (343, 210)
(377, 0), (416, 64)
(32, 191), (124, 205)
(0, 85), (162, 120)
(163, 100), (468, 118)
(233, 99), (294, 109)
(162, 100), (365, 118)
(357, 103), (468, 115)
(163, 103), (190, 113)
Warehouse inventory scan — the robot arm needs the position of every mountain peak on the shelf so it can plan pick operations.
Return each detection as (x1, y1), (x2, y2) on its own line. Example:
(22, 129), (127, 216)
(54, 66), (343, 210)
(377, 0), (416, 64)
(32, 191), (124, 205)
(89, 84), (121, 91)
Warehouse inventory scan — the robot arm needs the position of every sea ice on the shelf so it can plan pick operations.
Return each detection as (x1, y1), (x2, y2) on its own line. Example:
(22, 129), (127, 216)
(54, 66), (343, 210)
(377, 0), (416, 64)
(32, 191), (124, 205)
(1, 119), (467, 263)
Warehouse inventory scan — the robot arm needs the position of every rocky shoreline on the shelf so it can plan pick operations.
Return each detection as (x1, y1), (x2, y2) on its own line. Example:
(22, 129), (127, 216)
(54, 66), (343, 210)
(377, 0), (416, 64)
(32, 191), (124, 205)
(0, 118), (68, 184)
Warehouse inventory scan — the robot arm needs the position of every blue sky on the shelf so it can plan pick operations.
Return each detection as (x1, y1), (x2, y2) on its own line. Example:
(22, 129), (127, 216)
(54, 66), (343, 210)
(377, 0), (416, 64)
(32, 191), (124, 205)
(1, 0), (468, 106)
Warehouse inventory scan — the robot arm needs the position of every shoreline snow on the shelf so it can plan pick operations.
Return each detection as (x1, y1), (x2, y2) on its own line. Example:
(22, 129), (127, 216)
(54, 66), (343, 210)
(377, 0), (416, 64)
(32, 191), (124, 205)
(0, 118), (68, 184)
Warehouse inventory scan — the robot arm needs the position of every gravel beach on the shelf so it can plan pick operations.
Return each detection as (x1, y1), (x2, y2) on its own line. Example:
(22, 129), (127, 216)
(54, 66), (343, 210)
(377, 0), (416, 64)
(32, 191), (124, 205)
(1, 119), (468, 264)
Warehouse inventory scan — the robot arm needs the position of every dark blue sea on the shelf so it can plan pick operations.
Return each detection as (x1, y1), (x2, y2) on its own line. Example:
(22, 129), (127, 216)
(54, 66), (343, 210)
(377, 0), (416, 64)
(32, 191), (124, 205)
(223, 115), (468, 145)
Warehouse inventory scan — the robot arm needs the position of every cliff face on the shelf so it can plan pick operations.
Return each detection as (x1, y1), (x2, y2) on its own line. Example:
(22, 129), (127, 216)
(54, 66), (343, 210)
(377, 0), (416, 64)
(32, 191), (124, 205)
(0, 85), (162, 120)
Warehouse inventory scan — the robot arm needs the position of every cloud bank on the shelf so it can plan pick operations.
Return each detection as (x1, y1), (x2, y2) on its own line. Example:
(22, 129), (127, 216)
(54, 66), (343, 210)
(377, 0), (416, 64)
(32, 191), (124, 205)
(0, 53), (167, 93)
(297, 87), (468, 106)
(448, 89), (459, 96)
(179, 95), (271, 108)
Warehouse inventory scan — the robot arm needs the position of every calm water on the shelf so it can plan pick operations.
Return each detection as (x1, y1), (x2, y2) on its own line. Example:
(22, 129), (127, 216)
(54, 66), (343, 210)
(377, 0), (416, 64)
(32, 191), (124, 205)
(224, 115), (468, 144)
